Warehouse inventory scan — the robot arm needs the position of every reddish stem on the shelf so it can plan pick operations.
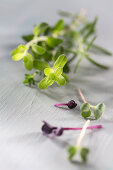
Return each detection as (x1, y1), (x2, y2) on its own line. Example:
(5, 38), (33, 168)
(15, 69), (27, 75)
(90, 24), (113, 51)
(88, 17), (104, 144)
(54, 103), (68, 107)
(63, 125), (103, 130)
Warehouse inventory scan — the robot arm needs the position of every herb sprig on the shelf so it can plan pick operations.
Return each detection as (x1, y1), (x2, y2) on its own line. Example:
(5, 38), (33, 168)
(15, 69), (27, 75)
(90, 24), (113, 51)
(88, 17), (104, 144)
(11, 10), (112, 89)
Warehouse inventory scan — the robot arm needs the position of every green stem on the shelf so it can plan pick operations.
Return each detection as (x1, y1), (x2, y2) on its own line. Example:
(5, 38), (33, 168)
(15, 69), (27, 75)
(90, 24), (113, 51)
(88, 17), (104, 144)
(74, 55), (83, 73)
(26, 36), (47, 49)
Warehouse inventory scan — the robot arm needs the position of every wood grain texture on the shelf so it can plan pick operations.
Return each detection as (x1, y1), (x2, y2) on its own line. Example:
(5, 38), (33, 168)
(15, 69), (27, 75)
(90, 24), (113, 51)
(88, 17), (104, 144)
(0, 0), (113, 169)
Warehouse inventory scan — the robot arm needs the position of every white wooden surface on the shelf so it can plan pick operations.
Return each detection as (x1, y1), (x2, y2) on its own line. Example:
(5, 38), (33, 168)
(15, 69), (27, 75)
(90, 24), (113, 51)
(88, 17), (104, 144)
(0, 0), (113, 169)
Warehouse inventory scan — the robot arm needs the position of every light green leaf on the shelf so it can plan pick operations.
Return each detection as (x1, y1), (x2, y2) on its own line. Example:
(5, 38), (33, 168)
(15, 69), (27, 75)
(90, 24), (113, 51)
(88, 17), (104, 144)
(46, 78), (54, 86)
(11, 45), (27, 56)
(38, 77), (54, 89)
(52, 19), (64, 34)
(38, 77), (48, 89)
(44, 68), (54, 76)
(93, 103), (106, 119)
(34, 60), (49, 71)
(54, 67), (63, 77)
(32, 44), (45, 55)
(80, 103), (91, 118)
(48, 73), (55, 80)
(47, 37), (63, 48)
(33, 22), (49, 36)
(80, 147), (89, 163)
(12, 53), (24, 61)
(23, 53), (33, 70)
(53, 54), (67, 69)
(68, 146), (77, 160)
(56, 75), (66, 86)
(18, 45), (28, 50)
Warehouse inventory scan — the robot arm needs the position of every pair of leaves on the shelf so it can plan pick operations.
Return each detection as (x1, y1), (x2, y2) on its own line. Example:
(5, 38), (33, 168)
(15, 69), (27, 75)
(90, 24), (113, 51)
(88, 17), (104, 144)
(11, 45), (34, 71)
(80, 102), (106, 119)
(11, 45), (28, 61)
(38, 54), (68, 89)
(68, 146), (89, 163)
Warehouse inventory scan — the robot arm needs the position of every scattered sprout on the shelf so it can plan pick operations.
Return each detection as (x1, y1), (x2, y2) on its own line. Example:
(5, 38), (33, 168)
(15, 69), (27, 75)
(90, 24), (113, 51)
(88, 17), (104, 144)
(78, 88), (106, 119)
(41, 121), (102, 138)
(68, 120), (90, 163)
(54, 100), (77, 109)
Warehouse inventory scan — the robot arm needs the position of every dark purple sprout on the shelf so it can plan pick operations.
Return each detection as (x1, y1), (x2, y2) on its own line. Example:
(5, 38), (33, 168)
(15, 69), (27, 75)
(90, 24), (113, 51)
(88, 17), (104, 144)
(54, 100), (77, 109)
(42, 121), (56, 134)
(52, 127), (64, 136)
(41, 121), (103, 138)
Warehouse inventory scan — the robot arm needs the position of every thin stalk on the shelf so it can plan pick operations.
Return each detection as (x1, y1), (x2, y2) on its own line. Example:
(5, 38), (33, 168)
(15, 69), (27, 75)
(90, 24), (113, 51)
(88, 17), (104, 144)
(76, 120), (90, 148)
(54, 103), (67, 107)
(26, 36), (47, 48)
(63, 124), (102, 130)
(78, 88), (87, 103)
(74, 55), (83, 73)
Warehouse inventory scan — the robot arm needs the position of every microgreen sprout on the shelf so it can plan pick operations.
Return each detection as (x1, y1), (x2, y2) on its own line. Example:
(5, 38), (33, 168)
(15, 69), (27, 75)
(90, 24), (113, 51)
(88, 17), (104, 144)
(54, 100), (77, 109)
(68, 120), (90, 162)
(11, 10), (112, 90)
(78, 88), (106, 119)
(41, 121), (102, 138)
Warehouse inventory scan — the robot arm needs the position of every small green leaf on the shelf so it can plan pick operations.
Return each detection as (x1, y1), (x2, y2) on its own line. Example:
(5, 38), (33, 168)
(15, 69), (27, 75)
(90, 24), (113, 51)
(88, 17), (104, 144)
(63, 63), (70, 73)
(38, 77), (48, 89)
(38, 77), (54, 89)
(56, 75), (66, 86)
(47, 37), (63, 48)
(74, 56), (83, 73)
(18, 45), (28, 50)
(32, 44), (45, 55)
(52, 19), (64, 34)
(54, 46), (64, 61)
(22, 34), (34, 42)
(92, 44), (112, 56)
(68, 146), (77, 160)
(54, 67), (63, 77)
(23, 53), (33, 70)
(53, 54), (67, 69)
(93, 103), (106, 119)
(62, 73), (69, 83)
(83, 17), (98, 42)
(34, 60), (49, 71)
(80, 147), (89, 163)
(46, 78), (54, 86)
(12, 53), (24, 61)
(11, 45), (27, 56)
(23, 73), (36, 86)
(80, 103), (91, 118)
(85, 36), (96, 52)
(44, 68), (54, 76)
(85, 55), (109, 69)
(33, 22), (49, 36)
